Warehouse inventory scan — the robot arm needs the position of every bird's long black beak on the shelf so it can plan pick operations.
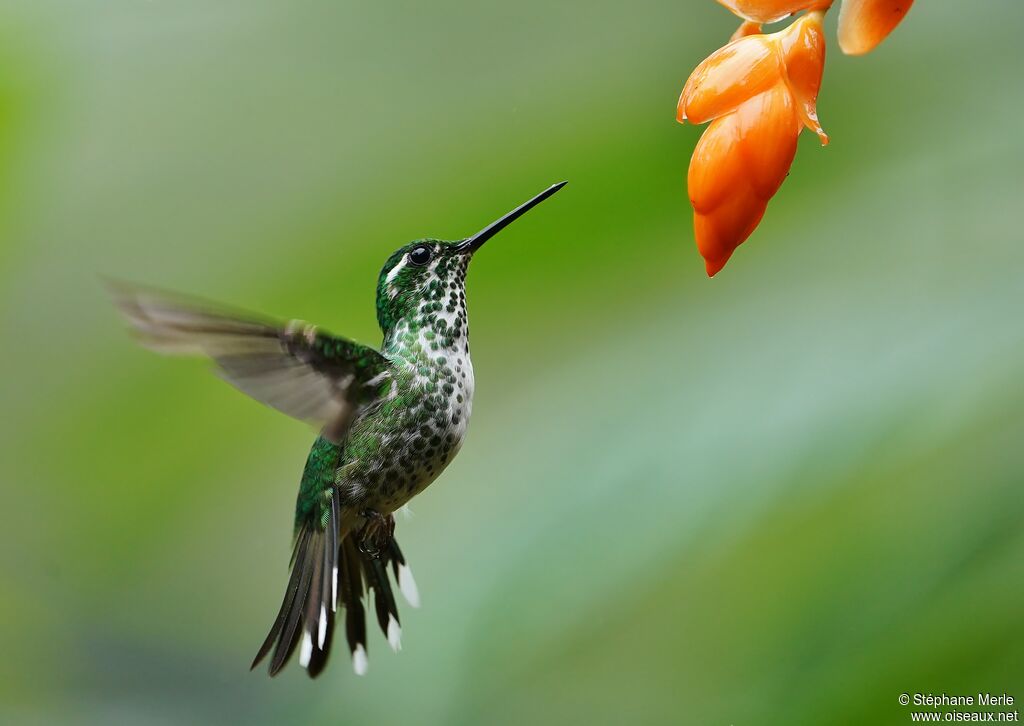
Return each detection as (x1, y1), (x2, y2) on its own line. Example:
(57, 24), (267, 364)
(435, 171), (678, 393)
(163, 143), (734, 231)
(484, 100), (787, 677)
(456, 181), (567, 253)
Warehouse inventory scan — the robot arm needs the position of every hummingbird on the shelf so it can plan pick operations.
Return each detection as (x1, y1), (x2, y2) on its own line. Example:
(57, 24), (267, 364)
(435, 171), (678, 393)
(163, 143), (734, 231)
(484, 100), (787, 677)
(110, 181), (566, 678)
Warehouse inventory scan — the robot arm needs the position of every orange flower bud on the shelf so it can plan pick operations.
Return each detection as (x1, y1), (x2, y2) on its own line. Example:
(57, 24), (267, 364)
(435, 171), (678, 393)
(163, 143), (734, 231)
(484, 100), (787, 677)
(680, 12), (827, 275)
(838, 0), (913, 55)
(689, 84), (799, 276)
(715, 0), (817, 24)
(678, 34), (780, 124)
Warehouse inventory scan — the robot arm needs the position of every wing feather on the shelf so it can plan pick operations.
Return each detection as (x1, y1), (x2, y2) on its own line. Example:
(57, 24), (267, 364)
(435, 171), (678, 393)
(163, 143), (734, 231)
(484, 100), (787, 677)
(109, 281), (391, 442)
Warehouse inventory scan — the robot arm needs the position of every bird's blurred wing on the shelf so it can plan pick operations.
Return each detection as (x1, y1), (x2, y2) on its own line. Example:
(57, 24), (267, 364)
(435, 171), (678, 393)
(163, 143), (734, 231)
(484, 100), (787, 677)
(109, 281), (392, 441)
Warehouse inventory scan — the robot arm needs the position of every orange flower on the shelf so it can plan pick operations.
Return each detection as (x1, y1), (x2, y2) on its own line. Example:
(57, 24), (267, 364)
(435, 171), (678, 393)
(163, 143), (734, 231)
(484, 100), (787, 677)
(679, 0), (912, 275)
(679, 12), (827, 276)
(838, 0), (914, 55)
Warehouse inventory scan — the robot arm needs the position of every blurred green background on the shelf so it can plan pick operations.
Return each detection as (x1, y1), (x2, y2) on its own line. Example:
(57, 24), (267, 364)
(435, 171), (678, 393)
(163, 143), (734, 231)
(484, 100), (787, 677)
(2, 1), (1022, 724)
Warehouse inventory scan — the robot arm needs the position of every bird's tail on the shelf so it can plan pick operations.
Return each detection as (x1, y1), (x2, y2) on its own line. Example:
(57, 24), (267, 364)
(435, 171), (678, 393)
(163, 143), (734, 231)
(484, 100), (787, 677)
(250, 517), (419, 678)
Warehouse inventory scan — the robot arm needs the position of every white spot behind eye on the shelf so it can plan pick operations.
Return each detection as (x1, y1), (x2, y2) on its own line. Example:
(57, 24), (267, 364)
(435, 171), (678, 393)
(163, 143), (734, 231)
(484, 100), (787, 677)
(385, 259), (406, 286)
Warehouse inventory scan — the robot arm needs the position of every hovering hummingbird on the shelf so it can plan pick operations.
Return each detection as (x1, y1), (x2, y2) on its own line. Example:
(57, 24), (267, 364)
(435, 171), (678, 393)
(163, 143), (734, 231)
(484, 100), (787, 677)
(110, 181), (566, 678)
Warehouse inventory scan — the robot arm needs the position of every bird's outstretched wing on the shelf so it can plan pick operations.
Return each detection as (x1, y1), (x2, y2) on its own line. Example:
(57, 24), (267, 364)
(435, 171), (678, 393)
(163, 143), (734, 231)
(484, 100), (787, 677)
(109, 281), (391, 441)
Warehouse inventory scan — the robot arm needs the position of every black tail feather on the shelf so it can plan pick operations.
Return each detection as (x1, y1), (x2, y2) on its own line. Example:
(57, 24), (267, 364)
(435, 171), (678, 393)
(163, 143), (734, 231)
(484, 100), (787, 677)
(305, 606), (335, 678)
(250, 528), (310, 670)
(269, 529), (317, 675)
(252, 505), (414, 678)
(388, 538), (407, 580)
(340, 537), (367, 669)
(366, 556), (401, 646)
(303, 496), (340, 677)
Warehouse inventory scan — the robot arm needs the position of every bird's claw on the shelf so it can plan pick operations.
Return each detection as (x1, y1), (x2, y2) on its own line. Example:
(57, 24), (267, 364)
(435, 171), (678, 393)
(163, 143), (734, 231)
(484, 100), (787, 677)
(357, 510), (395, 558)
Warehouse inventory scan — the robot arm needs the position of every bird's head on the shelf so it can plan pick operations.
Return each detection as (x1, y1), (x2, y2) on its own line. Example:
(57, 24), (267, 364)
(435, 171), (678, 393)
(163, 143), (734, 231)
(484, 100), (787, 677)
(375, 182), (566, 334)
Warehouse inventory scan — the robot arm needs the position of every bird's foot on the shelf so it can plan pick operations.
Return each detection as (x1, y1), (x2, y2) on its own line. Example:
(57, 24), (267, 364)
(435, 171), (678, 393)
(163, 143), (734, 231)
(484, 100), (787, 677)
(357, 510), (395, 559)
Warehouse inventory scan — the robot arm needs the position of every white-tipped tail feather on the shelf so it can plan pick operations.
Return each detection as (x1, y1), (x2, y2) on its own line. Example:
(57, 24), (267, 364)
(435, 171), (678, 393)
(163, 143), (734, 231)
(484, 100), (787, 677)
(386, 615), (402, 652)
(299, 631), (313, 668)
(318, 605), (328, 649)
(352, 644), (368, 676)
(251, 516), (418, 677)
(398, 563), (420, 608)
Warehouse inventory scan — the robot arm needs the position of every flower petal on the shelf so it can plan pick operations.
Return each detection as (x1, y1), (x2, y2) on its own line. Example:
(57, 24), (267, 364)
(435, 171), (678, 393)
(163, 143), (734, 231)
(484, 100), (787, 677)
(715, 0), (817, 24)
(731, 20), (763, 42)
(838, 0), (914, 56)
(689, 84), (800, 276)
(679, 34), (780, 124)
(695, 189), (768, 277)
(736, 83), (800, 200)
(778, 11), (829, 144)
(688, 112), (746, 214)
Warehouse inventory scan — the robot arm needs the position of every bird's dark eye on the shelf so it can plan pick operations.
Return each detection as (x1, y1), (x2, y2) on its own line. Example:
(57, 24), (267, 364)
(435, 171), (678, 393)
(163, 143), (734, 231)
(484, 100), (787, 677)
(408, 246), (432, 266)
